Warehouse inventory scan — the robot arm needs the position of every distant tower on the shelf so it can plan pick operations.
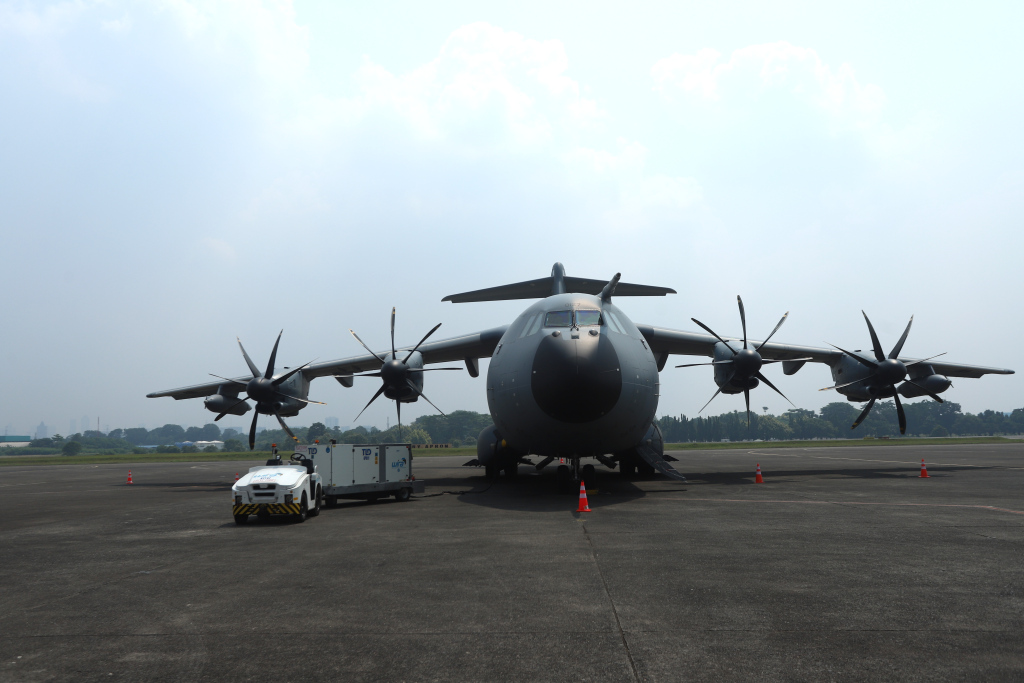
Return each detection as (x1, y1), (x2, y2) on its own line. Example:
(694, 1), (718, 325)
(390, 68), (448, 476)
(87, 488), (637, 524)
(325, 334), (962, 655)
(762, 407), (768, 414)
(34, 422), (49, 440)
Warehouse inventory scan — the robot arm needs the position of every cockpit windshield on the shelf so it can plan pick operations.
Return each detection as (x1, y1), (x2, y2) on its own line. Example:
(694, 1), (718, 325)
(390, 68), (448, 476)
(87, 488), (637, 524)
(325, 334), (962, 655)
(576, 310), (602, 326)
(544, 311), (573, 327)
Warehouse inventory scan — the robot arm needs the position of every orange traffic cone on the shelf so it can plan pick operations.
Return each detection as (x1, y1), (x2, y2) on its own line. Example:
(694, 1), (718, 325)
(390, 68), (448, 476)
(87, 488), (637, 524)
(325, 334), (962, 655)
(126, 470), (133, 485)
(755, 463), (763, 484)
(577, 481), (591, 512)
(234, 472), (239, 482)
(919, 459), (930, 478)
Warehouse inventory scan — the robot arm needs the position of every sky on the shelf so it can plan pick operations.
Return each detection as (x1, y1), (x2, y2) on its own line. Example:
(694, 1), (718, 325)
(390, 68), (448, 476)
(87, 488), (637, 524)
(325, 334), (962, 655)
(1, 0), (1021, 437)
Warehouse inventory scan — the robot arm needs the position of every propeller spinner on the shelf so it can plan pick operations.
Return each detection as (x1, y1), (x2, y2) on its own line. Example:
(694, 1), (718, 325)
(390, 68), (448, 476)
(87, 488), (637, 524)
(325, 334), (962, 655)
(678, 296), (810, 426)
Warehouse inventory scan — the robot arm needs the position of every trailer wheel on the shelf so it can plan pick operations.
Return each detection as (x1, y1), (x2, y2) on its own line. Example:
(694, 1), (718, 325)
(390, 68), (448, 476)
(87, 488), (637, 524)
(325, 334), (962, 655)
(394, 487), (411, 502)
(295, 493), (308, 523)
(233, 514), (249, 525)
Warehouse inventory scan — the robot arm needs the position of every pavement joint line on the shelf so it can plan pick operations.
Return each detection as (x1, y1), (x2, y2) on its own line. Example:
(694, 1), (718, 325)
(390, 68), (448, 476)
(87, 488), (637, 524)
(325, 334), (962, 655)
(651, 498), (1024, 515)
(744, 450), (1024, 470)
(580, 519), (641, 683)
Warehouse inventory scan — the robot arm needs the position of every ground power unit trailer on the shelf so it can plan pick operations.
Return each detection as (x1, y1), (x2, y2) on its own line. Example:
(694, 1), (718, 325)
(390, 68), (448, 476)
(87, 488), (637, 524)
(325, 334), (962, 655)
(299, 443), (425, 506)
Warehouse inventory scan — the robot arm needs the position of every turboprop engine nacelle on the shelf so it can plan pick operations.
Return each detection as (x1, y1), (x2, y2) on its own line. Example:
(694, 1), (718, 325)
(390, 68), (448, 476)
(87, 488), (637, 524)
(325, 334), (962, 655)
(898, 374), (952, 399)
(204, 394), (251, 416)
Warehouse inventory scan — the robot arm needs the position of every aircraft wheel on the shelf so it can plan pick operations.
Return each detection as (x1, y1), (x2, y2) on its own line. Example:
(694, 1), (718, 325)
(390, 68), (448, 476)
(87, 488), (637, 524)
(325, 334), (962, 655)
(581, 464), (596, 486)
(485, 462), (500, 480)
(556, 465), (572, 493)
(504, 463), (519, 478)
(620, 461), (636, 477)
(233, 514), (249, 525)
(637, 461), (655, 477)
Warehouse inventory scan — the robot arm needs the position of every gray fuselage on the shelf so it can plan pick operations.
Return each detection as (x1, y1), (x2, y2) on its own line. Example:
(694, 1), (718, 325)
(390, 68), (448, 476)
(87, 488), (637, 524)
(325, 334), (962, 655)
(485, 293), (659, 457)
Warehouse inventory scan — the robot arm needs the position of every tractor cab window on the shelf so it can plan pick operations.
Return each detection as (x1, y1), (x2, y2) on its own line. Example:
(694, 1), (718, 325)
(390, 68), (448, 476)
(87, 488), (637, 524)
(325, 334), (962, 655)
(575, 310), (602, 326)
(544, 311), (573, 327)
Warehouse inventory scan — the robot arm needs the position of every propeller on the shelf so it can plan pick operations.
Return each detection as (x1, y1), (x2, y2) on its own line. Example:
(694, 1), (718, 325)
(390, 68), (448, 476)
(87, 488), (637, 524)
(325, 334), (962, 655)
(820, 312), (945, 434)
(211, 330), (324, 450)
(347, 308), (462, 440)
(678, 296), (810, 426)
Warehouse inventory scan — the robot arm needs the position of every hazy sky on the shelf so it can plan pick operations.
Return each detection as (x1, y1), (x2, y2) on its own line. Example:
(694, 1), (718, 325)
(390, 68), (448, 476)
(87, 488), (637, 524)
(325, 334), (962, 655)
(2, 0), (1021, 437)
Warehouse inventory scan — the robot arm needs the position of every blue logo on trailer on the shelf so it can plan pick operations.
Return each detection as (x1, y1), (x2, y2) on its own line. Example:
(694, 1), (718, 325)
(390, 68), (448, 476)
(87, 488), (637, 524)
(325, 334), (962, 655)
(391, 458), (407, 469)
(362, 448), (372, 460)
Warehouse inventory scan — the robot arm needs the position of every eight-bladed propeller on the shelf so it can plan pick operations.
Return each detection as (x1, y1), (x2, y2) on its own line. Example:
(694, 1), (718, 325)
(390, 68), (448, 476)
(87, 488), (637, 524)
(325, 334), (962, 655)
(346, 308), (462, 439)
(678, 296), (811, 426)
(210, 330), (323, 450)
(820, 312), (947, 434)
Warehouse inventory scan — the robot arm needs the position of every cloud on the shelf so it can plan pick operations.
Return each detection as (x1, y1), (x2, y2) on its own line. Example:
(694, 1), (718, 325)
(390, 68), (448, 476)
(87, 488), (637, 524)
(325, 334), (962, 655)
(653, 42), (886, 133)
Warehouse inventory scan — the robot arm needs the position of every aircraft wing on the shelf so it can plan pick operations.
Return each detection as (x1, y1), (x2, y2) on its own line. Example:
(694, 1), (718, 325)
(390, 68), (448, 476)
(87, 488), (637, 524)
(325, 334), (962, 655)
(301, 325), (509, 379)
(637, 325), (1014, 377)
(147, 325), (509, 400)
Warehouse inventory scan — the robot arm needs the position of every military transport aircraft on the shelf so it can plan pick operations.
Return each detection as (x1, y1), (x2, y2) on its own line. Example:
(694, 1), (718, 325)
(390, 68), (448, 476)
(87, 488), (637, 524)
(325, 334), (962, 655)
(148, 263), (1013, 487)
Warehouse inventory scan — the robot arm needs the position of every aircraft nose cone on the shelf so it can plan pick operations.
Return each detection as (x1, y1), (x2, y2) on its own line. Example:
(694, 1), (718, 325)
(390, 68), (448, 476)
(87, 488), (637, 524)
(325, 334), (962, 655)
(531, 334), (621, 423)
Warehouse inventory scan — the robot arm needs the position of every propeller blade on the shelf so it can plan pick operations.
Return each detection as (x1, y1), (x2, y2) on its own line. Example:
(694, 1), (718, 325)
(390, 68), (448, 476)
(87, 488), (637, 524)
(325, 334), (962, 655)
(675, 360), (734, 368)
(762, 356), (812, 364)
(826, 343), (878, 369)
(390, 307), (397, 358)
(349, 329), (388, 365)
(405, 379), (446, 416)
(820, 376), (875, 392)
(248, 410), (259, 451)
(353, 384), (387, 422)
(407, 367), (464, 372)
(744, 388), (751, 428)
(272, 389), (325, 405)
(274, 412), (299, 441)
(889, 316), (914, 359)
(904, 380), (945, 404)
(893, 390), (907, 435)
(737, 296), (748, 350)
(396, 400), (402, 442)
(861, 312), (886, 362)
(238, 338), (262, 378)
(271, 359), (317, 386)
(264, 329), (283, 379)
(691, 318), (736, 354)
(851, 398), (876, 430)
(215, 397), (248, 421)
(209, 374), (248, 386)
(403, 322), (443, 363)
(755, 312), (790, 352)
(903, 352), (947, 367)
(755, 372), (796, 408)
(698, 386), (724, 414)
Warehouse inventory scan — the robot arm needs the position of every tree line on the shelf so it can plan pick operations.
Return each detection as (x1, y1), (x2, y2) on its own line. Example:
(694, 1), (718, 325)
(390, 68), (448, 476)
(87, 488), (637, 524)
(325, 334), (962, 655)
(10, 402), (1023, 456)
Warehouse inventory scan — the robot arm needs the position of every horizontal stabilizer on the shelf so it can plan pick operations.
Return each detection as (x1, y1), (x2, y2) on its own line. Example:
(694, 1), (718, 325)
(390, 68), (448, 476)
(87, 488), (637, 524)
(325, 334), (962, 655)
(443, 275), (676, 303)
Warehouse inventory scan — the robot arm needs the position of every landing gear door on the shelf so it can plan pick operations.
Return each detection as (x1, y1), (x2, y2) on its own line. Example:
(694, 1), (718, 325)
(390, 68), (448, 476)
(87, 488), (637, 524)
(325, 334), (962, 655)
(353, 446), (379, 485)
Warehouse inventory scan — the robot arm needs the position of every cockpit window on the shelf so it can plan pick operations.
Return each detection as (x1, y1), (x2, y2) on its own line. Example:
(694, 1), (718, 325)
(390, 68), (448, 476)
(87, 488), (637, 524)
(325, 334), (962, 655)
(544, 311), (573, 327)
(576, 310), (602, 326)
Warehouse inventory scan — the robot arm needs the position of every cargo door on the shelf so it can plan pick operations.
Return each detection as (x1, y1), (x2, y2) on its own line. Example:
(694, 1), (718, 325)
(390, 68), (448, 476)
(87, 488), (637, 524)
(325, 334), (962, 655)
(385, 445), (411, 482)
(352, 445), (379, 485)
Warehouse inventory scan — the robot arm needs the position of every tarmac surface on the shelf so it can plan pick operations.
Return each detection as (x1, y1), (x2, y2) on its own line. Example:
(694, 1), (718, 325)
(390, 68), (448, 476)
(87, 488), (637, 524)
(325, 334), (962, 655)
(1, 443), (1023, 682)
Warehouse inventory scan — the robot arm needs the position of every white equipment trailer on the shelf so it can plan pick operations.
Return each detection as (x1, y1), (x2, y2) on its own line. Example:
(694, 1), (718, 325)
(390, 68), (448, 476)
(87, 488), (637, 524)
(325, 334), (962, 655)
(299, 443), (424, 506)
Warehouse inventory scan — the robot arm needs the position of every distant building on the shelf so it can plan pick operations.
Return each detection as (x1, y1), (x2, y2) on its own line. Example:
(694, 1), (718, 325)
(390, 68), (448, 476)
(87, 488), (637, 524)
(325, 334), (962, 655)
(69, 419), (77, 434)
(325, 417), (339, 429)
(0, 436), (32, 448)
(34, 422), (48, 440)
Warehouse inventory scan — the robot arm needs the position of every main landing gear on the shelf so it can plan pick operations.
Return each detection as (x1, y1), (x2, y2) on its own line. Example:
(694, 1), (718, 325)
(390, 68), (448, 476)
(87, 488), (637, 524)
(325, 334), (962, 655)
(554, 458), (599, 493)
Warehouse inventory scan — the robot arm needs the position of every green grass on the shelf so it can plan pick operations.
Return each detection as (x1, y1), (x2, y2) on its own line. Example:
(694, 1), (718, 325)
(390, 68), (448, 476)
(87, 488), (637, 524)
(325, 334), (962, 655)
(664, 436), (1017, 450)
(1, 437), (1015, 467)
